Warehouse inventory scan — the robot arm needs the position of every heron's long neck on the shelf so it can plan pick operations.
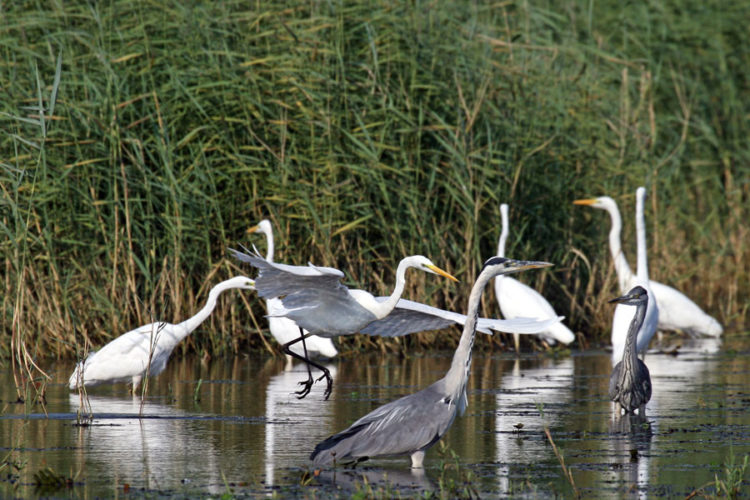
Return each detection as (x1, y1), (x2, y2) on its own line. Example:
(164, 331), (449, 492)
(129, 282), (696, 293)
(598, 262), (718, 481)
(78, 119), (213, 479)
(635, 192), (649, 282)
(444, 269), (490, 410)
(607, 204), (634, 292)
(175, 284), (227, 341)
(620, 302), (646, 382)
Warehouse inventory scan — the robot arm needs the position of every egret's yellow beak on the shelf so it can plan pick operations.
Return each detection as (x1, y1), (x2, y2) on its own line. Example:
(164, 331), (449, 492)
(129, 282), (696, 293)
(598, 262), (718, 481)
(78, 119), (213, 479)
(427, 264), (459, 283)
(246, 224), (261, 234)
(573, 198), (597, 206)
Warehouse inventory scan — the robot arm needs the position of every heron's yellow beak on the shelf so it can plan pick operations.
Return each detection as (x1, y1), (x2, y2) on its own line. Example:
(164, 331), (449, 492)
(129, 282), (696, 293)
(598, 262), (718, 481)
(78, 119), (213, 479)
(573, 198), (597, 206)
(246, 224), (261, 234)
(427, 264), (459, 283)
(515, 261), (554, 271)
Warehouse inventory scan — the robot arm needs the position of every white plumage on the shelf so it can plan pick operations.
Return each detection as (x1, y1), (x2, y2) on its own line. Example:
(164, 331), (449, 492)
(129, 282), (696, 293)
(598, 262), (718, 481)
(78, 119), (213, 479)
(69, 276), (255, 390)
(494, 203), (575, 350)
(573, 195), (722, 337)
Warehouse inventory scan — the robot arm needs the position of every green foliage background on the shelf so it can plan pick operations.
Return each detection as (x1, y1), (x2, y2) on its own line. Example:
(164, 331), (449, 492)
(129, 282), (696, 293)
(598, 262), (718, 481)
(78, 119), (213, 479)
(2, 0), (748, 362)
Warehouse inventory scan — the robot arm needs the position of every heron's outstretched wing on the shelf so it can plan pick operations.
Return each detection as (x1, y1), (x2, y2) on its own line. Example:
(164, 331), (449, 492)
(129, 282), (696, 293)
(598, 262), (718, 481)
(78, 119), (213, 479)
(229, 247), (377, 335)
(359, 298), (563, 337)
(311, 384), (455, 466)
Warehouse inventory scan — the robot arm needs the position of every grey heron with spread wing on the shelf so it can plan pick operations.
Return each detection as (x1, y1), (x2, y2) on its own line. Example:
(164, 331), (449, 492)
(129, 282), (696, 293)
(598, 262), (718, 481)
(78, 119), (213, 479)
(229, 248), (560, 399)
(609, 285), (652, 416)
(310, 256), (554, 468)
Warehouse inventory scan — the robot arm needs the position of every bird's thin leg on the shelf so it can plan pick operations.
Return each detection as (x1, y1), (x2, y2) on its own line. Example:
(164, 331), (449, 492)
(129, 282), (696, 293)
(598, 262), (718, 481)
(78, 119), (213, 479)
(282, 328), (333, 400)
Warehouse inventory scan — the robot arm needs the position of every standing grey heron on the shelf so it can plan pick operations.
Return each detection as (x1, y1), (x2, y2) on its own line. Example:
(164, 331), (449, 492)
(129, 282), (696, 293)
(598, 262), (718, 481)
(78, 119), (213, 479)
(573, 194), (721, 337)
(309, 256), (553, 468)
(230, 248), (560, 399)
(608, 285), (652, 416)
(247, 219), (338, 367)
(69, 276), (255, 390)
(495, 203), (575, 350)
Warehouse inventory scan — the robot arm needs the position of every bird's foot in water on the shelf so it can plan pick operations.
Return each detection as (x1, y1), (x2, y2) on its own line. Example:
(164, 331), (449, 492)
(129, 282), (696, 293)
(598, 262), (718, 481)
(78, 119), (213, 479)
(295, 376), (315, 399)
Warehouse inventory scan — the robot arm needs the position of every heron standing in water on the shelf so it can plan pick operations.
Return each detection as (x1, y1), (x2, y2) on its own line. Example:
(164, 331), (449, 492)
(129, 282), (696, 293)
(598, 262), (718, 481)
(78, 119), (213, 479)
(609, 285), (652, 416)
(310, 256), (554, 468)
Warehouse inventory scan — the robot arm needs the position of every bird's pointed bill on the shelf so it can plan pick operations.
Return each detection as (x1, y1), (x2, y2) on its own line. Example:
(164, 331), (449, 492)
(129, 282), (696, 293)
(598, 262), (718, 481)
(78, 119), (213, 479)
(509, 260), (554, 272)
(246, 224), (261, 234)
(573, 198), (597, 206)
(426, 264), (459, 283)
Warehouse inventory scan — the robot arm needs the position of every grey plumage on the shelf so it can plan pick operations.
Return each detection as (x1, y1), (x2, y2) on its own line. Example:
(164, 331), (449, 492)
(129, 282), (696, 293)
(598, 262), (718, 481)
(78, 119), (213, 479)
(608, 286), (653, 415)
(229, 246), (560, 399)
(310, 256), (553, 468)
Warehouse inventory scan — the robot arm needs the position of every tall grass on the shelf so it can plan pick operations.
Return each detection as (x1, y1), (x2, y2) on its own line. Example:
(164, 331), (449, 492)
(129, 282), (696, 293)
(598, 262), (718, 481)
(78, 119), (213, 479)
(1, 0), (748, 370)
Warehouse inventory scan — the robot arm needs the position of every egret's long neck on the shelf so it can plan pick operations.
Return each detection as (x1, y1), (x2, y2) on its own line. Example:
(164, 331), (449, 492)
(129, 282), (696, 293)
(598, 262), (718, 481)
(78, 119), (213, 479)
(264, 229), (275, 263)
(620, 302), (646, 382)
(175, 284), (228, 341)
(606, 203), (634, 292)
(498, 214), (508, 258)
(635, 192), (649, 282)
(444, 268), (491, 411)
(371, 259), (411, 319)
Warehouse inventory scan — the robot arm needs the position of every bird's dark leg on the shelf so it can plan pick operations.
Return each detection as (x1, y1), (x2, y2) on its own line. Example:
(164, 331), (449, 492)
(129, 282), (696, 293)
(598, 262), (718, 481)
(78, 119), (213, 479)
(282, 328), (333, 400)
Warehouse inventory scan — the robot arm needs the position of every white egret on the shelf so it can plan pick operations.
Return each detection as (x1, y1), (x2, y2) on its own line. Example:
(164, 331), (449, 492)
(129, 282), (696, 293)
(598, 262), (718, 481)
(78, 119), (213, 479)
(495, 203), (575, 351)
(247, 219), (338, 367)
(310, 257), (553, 468)
(609, 187), (659, 360)
(68, 276), (255, 390)
(573, 195), (722, 337)
(609, 286), (652, 415)
(229, 248), (560, 399)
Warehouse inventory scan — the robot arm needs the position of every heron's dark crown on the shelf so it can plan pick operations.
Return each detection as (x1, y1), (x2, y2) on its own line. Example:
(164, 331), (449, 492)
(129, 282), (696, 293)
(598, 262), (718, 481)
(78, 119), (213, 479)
(483, 256), (509, 268)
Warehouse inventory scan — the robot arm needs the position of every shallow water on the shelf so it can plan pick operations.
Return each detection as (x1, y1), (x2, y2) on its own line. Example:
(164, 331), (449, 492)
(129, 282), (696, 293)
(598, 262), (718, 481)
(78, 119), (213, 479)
(2, 333), (750, 498)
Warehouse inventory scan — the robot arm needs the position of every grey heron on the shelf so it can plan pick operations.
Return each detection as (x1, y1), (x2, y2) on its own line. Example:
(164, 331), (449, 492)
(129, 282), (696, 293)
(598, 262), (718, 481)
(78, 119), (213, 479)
(229, 248), (561, 399)
(309, 256), (553, 468)
(573, 194), (721, 337)
(495, 203), (575, 350)
(608, 285), (652, 415)
(247, 219), (338, 366)
(69, 276), (255, 390)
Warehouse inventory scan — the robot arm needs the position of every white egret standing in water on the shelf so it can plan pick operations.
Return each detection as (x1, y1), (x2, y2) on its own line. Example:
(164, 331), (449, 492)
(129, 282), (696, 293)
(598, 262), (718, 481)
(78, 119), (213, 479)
(609, 187), (659, 359)
(310, 257), (554, 468)
(247, 219), (338, 367)
(495, 203), (575, 351)
(573, 194), (722, 337)
(69, 276), (255, 390)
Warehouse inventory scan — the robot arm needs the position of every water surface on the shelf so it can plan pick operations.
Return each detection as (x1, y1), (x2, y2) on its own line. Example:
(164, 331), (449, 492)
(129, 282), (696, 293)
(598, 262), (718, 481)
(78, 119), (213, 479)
(2, 334), (749, 498)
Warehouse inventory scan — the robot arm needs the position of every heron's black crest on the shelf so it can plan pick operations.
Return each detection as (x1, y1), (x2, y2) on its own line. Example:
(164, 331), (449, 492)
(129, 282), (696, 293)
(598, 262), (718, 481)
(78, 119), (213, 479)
(482, 256), (508, 269)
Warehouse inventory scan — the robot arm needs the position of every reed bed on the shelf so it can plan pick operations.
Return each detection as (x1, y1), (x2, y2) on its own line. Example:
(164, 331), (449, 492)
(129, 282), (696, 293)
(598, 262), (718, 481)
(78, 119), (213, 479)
(2, 0), (748, 381)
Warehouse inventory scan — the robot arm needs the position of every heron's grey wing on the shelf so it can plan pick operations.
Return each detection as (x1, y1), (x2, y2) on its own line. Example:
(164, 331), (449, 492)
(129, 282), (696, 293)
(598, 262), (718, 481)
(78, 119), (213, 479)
(360, 298), (564, 337)
(311, 385), (456, 466)
(608, 361), (622, 401)
(637, 360), (652, 404)
(228, 247), (346, 298)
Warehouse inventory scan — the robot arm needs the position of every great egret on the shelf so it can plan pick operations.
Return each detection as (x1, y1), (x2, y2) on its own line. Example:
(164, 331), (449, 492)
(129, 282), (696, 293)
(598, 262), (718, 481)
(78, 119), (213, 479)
(573, 195), (722, 337)
(609, 187), (659, 360)
(310, 257), (553, 468)
(495, 203), (575, 350)
(609, 286), (652, 415)
(68, 276), (255, 390)
(229, 248), (560, 399)
(247, 219), (338, 366)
